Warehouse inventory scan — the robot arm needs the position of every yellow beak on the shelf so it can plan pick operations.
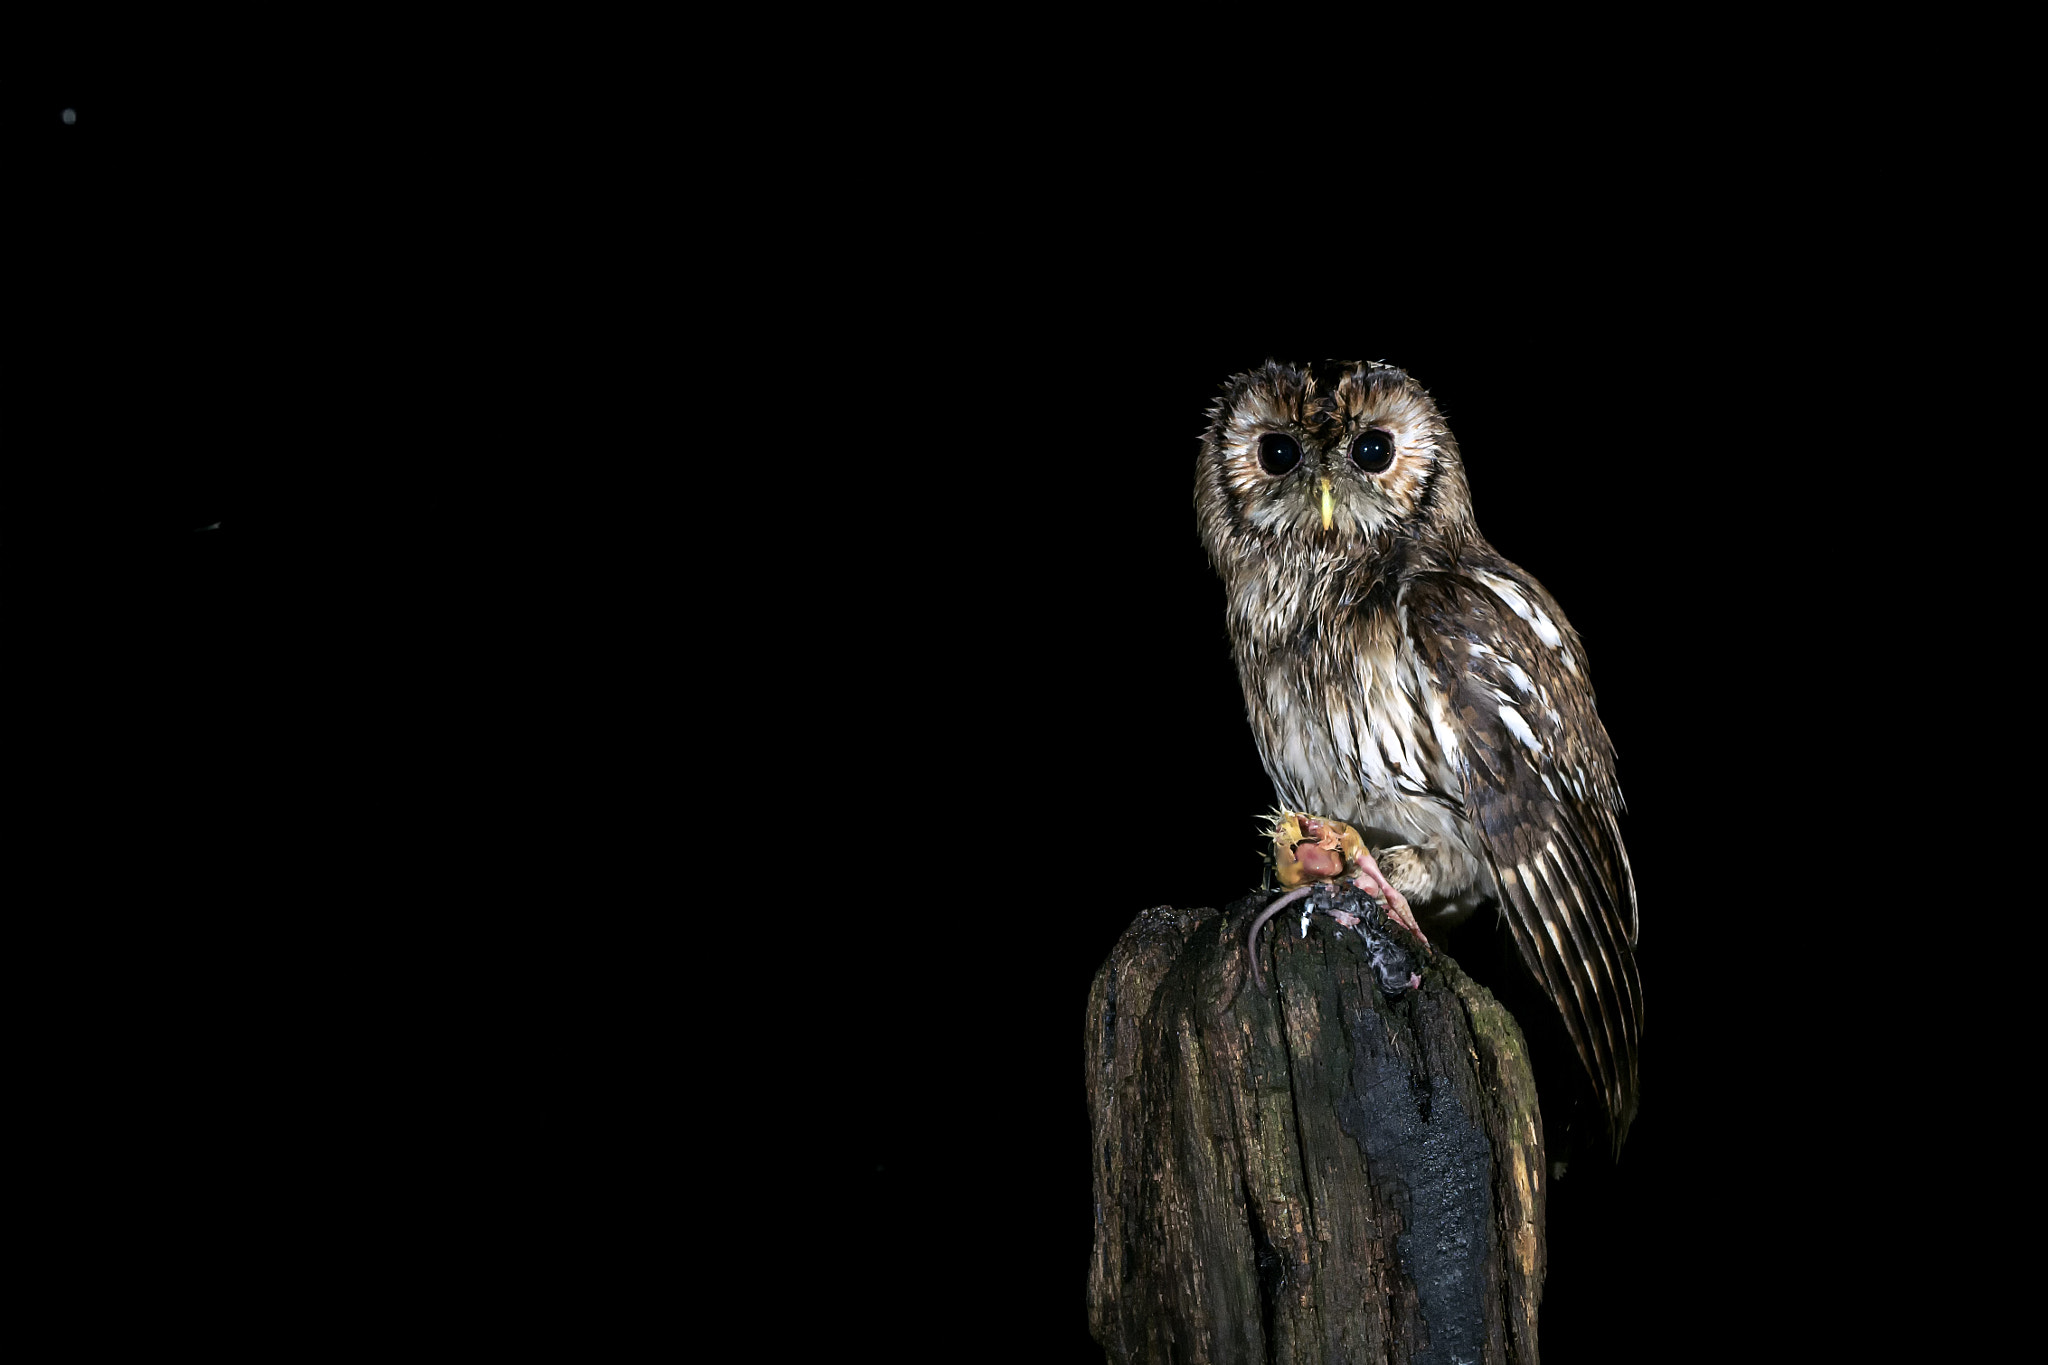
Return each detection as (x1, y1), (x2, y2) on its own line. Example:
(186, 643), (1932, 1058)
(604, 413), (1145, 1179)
(1319, 477), (1335, 531)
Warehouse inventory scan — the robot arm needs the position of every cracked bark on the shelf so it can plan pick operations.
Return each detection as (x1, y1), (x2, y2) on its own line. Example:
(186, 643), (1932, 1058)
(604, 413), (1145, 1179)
(1086, 893), (1545, 1365)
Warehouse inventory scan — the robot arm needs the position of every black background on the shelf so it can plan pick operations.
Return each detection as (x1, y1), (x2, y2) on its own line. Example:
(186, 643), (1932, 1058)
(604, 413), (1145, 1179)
(13, 63), (1931, 1358)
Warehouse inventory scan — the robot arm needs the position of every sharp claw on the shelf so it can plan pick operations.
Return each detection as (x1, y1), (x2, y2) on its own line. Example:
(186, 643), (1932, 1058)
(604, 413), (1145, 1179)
(1349, 866), (1429, 948)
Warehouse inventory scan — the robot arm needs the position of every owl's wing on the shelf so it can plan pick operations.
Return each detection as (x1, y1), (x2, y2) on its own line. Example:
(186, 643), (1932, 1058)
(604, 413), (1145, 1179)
(1407, 566), (1642, 1149)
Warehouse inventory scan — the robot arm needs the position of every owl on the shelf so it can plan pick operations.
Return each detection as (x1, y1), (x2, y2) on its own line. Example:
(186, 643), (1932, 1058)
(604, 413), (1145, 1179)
(1196, 359), (1642, 1151)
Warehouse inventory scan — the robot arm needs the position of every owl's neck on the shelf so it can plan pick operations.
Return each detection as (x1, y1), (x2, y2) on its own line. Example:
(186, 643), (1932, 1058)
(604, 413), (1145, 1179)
(1223, 542), (1390, 653)
(1224, 529), (1475, 653)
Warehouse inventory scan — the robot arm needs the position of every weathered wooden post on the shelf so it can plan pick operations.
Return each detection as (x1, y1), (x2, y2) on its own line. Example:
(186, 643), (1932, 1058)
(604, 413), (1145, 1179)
(1085, 893), (1546, 1364)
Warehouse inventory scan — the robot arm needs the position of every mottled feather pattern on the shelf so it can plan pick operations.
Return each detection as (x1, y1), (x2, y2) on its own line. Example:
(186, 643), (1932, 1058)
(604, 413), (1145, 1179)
(1407, 567), (1642, 1134)
(1195, 359), (1643, 1150)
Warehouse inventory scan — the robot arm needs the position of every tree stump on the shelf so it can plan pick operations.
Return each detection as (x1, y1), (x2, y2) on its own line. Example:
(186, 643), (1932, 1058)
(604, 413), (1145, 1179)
(1085, 892), (1546, 1364)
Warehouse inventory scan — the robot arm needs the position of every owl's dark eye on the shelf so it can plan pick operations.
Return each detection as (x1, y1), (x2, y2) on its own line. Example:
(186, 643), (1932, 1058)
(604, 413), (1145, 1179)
(1257, 433), (1302, 476)
(1351, 429), (1395, 473)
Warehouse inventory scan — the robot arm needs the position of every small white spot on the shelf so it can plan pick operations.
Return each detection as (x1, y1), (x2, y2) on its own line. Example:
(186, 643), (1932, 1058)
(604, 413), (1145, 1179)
(1540, 771), (1559, 802)
(61, 108), (77, 125)
(1476, 572), (1531, 619)
(1300, 911), (1312, 938)
(1476, 571), (1563, 648)
(1497, 704), (1544, 755)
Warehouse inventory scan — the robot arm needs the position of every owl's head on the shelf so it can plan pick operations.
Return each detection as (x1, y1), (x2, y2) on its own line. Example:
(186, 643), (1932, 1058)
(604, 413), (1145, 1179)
(1195, 360), (1474, 582)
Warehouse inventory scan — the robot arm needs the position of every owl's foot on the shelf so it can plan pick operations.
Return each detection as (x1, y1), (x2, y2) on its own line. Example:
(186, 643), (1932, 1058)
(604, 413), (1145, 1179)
(1343, 850), (1427, 947)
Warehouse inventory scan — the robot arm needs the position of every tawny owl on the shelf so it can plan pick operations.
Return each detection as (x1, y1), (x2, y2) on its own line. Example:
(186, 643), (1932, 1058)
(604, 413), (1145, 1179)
(1196, 359), (1642, 1151)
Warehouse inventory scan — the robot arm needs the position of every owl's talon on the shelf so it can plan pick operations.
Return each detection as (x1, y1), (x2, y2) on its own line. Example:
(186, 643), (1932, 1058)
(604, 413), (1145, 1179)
(1346, 852), (1431, 953)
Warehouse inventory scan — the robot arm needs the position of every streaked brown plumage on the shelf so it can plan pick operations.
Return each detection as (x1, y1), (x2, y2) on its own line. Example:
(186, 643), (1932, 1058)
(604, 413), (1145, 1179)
(1196, 359), (1643, 1151)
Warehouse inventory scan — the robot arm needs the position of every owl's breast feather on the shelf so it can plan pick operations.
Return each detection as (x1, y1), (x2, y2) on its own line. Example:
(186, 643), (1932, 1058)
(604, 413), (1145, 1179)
(1247, 626), (1486, 907)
